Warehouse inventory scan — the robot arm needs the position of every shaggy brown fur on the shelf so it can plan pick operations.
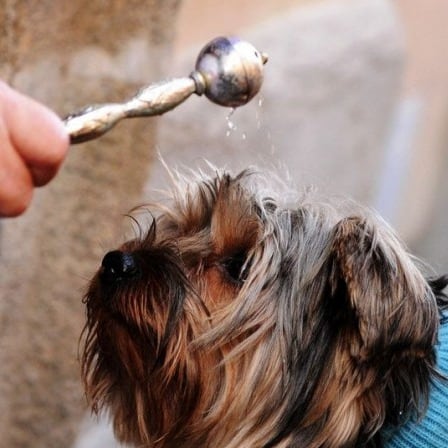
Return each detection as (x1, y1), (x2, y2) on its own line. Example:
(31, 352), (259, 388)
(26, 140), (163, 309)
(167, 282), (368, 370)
(81, 169), (448, 447)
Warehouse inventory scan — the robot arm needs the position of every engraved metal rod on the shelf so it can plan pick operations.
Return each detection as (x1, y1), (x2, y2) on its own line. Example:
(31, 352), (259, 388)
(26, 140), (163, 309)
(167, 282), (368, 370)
(64, 36), (268, 144)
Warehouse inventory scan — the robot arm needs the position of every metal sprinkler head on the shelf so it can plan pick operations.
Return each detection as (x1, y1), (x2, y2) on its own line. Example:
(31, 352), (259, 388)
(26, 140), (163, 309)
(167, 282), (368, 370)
(64, 36), (268, 144)
(193, 36), (268, 108)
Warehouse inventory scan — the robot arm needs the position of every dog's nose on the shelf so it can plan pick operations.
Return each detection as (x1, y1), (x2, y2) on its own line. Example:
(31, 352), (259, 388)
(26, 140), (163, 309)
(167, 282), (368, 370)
(100, 250), (138, 283)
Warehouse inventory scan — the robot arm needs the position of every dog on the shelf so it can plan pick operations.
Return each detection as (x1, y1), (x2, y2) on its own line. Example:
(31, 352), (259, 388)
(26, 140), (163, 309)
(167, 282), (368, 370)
(81, 168), (448, 447)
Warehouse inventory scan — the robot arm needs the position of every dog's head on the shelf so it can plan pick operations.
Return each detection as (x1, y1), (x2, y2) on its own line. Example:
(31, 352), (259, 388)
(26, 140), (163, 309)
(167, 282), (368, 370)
(82, 169), (446, 447)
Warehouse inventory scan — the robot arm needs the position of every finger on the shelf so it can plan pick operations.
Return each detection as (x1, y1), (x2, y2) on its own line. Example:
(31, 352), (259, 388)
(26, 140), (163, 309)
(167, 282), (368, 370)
(29, 164), (60, 187)
(0, 81), (69, 187)
(0, 122), (34, 217)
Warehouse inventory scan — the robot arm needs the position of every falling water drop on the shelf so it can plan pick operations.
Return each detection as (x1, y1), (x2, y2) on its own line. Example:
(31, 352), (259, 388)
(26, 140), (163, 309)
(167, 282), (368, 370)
(225, 108), (238, 137)
(255, 95), (265, 130)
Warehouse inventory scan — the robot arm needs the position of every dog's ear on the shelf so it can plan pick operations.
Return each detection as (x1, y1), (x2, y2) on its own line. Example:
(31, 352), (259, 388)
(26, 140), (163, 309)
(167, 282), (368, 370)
(330, 216), (438, 363)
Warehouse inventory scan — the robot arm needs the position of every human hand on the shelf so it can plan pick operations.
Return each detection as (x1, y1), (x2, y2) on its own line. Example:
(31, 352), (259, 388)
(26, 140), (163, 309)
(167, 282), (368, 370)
(0, 80), (69, 217)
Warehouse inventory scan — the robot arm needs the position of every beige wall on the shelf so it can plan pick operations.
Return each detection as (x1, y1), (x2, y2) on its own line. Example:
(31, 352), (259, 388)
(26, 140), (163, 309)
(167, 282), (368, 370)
(174, 0), (313, 52)
(0, 2), (180, 447)
(393, 1), (448, 246)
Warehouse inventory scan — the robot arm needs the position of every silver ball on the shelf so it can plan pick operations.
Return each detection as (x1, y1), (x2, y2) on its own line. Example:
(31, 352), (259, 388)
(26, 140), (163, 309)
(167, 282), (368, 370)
(195, 36), (268, 108)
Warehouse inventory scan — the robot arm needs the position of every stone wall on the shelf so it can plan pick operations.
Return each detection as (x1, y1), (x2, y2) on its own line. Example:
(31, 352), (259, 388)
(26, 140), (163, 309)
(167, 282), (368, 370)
(0, 1), (180, 447)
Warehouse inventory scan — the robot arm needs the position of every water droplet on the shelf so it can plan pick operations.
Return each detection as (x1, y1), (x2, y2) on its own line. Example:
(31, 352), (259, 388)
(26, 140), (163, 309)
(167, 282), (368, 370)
(225, 108), (238, 137)
(242, 132), (247, 140)
(255, 96), (265, 129)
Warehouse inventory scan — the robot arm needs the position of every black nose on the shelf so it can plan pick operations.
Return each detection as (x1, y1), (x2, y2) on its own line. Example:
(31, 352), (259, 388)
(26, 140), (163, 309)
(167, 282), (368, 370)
(100, 250), (139, 283)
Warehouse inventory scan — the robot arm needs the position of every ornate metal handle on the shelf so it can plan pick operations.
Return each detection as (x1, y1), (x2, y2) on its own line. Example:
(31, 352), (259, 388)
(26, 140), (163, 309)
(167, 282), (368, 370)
(64, 37), (268, 144)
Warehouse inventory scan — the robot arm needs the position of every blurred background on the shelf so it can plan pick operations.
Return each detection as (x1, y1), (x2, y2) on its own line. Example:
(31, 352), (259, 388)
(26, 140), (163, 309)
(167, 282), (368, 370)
(163, 0), (448, 270)
(1, 0), (447, 447)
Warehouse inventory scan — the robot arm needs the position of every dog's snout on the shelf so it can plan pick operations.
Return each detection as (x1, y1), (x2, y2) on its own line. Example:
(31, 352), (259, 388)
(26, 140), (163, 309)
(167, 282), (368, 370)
(100, 250), (138, 283)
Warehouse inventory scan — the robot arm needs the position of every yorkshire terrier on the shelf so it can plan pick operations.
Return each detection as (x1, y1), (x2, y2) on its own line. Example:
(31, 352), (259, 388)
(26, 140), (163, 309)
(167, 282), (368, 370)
(81, 169), (448, 447)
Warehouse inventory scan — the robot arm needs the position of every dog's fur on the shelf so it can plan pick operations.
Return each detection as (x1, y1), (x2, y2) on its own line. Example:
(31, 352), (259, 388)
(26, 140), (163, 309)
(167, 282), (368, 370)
(81, 169), (448, 447)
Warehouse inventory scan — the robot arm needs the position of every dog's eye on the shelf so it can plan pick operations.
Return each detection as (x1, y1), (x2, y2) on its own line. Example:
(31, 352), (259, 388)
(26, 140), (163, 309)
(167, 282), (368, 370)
(221, 251), (249, 285)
